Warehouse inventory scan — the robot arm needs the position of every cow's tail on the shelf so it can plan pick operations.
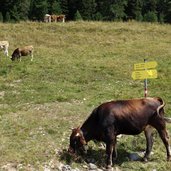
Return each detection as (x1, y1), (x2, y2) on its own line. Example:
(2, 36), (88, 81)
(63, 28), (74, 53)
(156, 98), (171, 123)
(156, 97), (165, 116)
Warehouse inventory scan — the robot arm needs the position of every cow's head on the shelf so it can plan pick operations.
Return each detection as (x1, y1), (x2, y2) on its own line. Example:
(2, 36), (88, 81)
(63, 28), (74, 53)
(68, 127), (87, 154)
(11, 48), (20, 61)
(11, 55), (15, 61)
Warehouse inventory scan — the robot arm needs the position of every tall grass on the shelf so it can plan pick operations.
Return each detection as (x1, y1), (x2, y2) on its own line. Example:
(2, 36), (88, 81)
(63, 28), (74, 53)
(0, 21), (171, 170)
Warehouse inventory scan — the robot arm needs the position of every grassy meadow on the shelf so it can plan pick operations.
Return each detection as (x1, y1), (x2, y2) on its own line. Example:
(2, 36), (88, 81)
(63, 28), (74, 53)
(0, 21), (171, 170)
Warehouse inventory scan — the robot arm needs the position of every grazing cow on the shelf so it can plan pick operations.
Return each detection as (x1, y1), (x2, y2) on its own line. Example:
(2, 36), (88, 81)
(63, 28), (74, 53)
(44, 14), (65, 23)
(68, 97), (171, 169)
(0, 41), (9, 56)
(11, 45), (34, 61)
(44, 14), (51, 23)
(51, 14), (65, 22)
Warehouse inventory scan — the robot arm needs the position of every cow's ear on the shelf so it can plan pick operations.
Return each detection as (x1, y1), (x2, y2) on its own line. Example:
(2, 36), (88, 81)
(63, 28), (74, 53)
(80, 137), (87, 145)
(76, 126), (81, 130)
(71, 127), (77, 132)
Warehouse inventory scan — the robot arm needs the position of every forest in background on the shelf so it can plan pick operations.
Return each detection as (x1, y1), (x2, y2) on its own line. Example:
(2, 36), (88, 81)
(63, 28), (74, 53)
(0, 0), (171, 23)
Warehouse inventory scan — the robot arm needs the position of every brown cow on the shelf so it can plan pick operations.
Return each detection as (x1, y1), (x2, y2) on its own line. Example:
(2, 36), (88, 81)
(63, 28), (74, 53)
(11, 45), (34, 61)
(68, 97), (171, 169)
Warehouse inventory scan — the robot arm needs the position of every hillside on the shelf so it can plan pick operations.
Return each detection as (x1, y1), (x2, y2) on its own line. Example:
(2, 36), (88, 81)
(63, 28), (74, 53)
(0, 21), (171, 170)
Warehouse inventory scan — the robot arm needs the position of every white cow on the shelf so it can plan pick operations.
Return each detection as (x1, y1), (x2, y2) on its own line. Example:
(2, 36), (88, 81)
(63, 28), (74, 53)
(0, 41), (9, 56)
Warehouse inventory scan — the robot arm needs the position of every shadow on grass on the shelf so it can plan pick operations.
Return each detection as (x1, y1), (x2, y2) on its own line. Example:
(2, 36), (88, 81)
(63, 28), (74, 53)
(59, 146), (137, 168)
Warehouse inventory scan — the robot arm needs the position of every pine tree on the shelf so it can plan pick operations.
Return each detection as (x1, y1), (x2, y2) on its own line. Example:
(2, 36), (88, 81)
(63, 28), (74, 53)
(61, 0), (69, 17)
(79, 0), (96, 20)
(162, 0), (171, 23)
(52, 0), (62, 14)
(126, 0), (143, 21)
(94, 12), (103, 21)
(5, 12), (11, 22)
(68, 0), (82, 20)
(142, 0), (157, 15)
(29, 0), (48, 21)
(74, 10), (83, 21)
(0, 12), (3, 22)
(110, 0), (128, 21)
(96, 0), (111, 20)
(17, 0), (31, 20)
(47, 0), (62, 14)
(10, 5), (20, 22)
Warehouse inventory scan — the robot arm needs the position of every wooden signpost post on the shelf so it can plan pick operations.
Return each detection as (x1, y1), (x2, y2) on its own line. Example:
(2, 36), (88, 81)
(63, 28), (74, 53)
(131, 60), (158, 97)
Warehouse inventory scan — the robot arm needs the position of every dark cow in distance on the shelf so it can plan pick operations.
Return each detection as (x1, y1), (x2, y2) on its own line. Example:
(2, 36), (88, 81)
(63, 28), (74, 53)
(11, 45), (34, 61)
(68, 97), (171, 169)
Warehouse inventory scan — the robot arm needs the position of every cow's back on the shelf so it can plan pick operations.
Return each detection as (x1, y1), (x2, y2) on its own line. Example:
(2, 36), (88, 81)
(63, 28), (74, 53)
(96, 98), (162, 135)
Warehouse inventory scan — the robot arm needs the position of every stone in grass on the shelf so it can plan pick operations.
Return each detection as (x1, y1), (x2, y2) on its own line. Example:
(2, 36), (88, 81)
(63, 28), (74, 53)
(89, 163), (98, 170)
(129, 152), (141, 161)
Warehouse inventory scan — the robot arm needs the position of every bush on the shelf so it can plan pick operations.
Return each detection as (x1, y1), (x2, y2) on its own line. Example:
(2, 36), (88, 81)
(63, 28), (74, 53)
(135, 12), (143, 22)
(94, 12), (103, 21)
(143, 11), (158, 22)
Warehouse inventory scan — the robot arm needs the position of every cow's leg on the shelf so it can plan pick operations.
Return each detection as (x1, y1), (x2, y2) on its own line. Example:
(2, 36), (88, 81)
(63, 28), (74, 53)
(106, 140), (114, 169)
(4, 48), (8, 57)
(112, 136), (117, 162)
(143, 126), (154, 161)
(31, 52), (33, 61)
(105, 127), (115, 169)
(18, 55), (21, 62)
(157, 128), (171, 161)
(19, 53), (22, 62)
(152, 119), (171, 161)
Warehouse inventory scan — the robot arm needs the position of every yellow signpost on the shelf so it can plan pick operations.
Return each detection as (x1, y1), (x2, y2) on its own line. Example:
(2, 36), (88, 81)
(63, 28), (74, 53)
(132, 60), (158, 97)
(131, 69), (157, 80)
(134, 61), (158, 70)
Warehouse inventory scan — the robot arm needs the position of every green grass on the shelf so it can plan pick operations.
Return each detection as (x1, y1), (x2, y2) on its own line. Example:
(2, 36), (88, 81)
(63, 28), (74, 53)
(0, 21), (171, 170)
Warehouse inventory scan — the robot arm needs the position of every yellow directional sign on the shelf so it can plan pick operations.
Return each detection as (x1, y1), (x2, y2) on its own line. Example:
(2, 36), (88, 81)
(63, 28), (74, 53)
(131, 69), (157, 80)
(134, 61), (157, 70)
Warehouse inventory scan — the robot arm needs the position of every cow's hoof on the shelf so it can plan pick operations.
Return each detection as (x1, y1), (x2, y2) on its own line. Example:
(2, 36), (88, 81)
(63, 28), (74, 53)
(167, 156), (171, 161)
(142, 157), (148, 162)
(106, 165), (113, 171)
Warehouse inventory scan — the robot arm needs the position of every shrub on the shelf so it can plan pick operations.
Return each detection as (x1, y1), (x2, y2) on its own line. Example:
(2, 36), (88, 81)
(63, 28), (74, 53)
(143, 11), (158, 22)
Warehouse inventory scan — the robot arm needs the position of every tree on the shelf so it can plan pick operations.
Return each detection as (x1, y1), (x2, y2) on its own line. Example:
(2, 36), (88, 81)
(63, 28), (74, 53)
(29, 0), (48, 21)
(96, 0), (111, 20)
(68, 0), (82, 20)
(126, 0), (143, 21)
(163, 0), (171, 23)
(110, 0), (128, 21)
(52, 0), (62, 14)
(74, 10), (83, 21)
(10, 5), (20, 22)
(142, 0), (157, 15)
(47, 0), (62, 14)
(5, 12), (11, 22)
(61, 0), (69, 18)
(79, 0), (97, 20)
(0, 12), (3, 22)
(17, 0), (31, 20)
(94, 12), (103, 21)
